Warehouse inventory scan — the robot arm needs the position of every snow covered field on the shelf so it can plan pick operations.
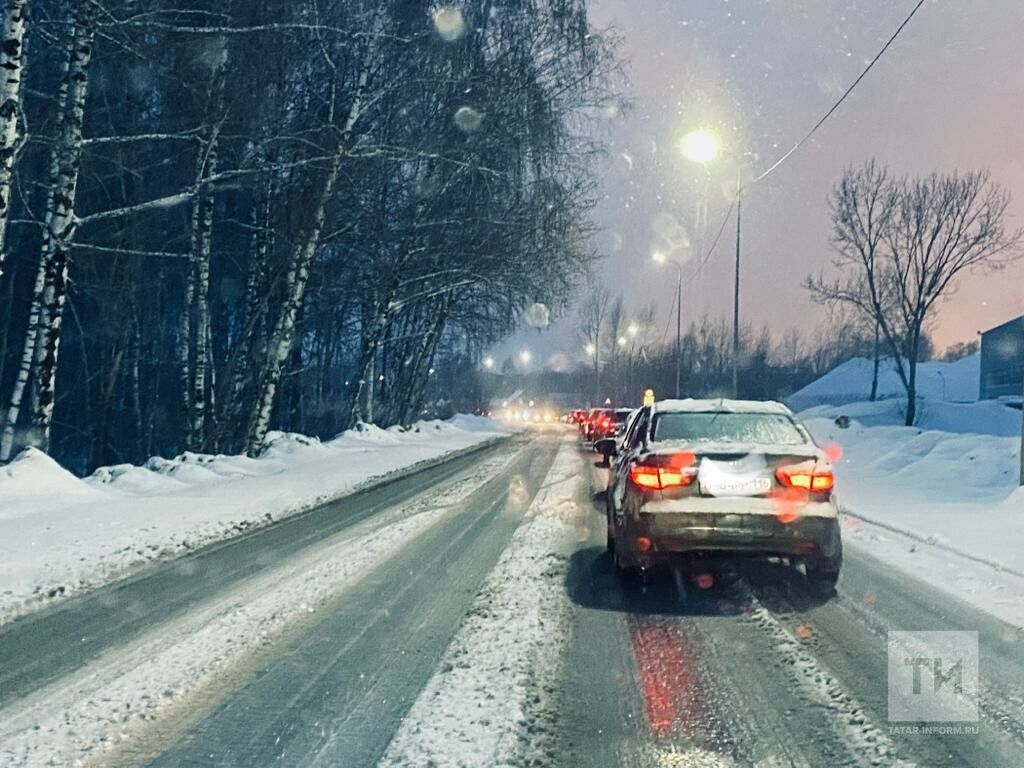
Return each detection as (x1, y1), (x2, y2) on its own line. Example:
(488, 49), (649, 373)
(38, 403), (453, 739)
(796, 361), (1024, 627)
(788, 354), (981, 411)
(0, 415), (513, 625)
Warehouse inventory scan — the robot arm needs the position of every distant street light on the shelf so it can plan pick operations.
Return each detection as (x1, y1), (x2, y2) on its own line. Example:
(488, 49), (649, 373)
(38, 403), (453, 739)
(519, 349), (532, 365)
(627, 322), (639, 338)
(584, 342), (596, 356)
(617, 336), (627, 347)
(483, 356), (495, 369)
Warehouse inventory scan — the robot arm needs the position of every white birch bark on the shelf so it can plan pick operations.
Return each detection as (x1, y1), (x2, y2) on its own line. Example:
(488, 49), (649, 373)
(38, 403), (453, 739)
(244, 61), (371, 457)
(30, 11), (95, 453)
(0, 0), (27, 272)
(1, 10), (90, 460)
(188, 126), (218, 448)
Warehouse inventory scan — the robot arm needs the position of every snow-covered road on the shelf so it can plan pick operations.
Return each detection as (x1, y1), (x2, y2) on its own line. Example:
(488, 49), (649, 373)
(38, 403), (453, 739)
(1, 430), (1023, 767)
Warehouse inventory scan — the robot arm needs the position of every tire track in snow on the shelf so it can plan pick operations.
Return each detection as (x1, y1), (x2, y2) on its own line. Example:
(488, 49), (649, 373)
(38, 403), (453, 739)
(377, 438), (582, 768)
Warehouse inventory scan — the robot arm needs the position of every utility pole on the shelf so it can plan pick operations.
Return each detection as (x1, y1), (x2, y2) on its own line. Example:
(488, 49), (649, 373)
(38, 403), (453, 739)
(1019, 364), (1023, 486)
(675, 264), (682, 398)
(731, 183), (741, 399)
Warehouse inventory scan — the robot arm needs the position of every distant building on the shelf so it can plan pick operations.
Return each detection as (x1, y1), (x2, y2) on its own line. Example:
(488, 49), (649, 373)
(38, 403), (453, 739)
(980, 315), (1024, 399)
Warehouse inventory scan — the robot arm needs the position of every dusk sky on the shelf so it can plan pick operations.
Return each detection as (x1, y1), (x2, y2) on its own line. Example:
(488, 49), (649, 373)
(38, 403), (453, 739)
(495, 0), (1024, 369)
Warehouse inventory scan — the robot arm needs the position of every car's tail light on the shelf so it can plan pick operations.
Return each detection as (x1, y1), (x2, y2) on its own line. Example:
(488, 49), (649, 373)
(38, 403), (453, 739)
(630, 463), (696, 490)
(600, 417), (611, 430)
(776, 462), (834, 492)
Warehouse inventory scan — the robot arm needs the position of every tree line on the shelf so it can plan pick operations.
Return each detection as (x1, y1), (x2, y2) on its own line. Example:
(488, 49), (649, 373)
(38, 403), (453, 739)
(0, 0), (618, 472)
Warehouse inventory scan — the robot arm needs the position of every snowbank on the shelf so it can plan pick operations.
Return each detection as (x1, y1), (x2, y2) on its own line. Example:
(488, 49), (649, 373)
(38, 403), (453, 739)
(802, 399), (1024, 577)
(800, 396), (1021, 437)
(788, 354), (980, 411)
(0, 416), (513, 624)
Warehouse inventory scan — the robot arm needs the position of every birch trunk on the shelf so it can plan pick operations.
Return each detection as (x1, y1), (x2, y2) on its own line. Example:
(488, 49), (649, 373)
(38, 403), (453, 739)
(1, 11), (91, 460)
(244, 58), (372, 456)
(29, 10), (95, 453)
(0, 0), (27, 272)
(400, 297), (450, 426)
(220, 164), (272, 449)
(188, 126), (218, 449)
(344, 301), (391, 429)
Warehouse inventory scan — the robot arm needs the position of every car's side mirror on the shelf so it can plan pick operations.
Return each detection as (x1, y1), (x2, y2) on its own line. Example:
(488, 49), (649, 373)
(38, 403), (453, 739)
(593, 438), (617, 458)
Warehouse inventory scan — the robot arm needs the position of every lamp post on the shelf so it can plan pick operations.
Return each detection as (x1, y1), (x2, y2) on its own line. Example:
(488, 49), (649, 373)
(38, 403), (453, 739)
(584, 342), (598, 403)
(652, 250), (683, 398)
(679, 129), (743, 398)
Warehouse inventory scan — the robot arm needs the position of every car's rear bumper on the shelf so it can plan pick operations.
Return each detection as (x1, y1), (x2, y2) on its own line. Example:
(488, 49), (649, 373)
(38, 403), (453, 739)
(620, 498), (842, 566)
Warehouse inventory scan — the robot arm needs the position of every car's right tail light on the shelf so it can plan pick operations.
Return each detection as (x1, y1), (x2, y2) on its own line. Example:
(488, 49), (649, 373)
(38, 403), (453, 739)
(776, 461), (834, 492)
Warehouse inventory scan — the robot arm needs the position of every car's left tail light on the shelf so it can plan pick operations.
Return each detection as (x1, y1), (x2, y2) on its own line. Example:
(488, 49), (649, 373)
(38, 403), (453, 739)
(630, 461), (697, 490)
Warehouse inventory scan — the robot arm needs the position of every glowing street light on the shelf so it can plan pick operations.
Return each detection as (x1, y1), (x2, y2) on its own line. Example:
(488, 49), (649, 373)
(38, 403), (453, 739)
(482, 355), (495, 369)
(584, 342), (596, 356)
(679, 129), (721, 165)
(651, 249), (667, 264)
(519, 349), (532, 365)
(628, 322), (639, 337)
(617, 336), (627, 347)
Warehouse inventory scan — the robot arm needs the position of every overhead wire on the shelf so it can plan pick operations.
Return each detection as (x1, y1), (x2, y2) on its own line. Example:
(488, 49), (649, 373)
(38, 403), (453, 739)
(691, 0), (928, 271)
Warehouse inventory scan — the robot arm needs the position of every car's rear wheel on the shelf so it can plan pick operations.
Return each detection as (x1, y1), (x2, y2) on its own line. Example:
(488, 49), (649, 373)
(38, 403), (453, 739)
(613, 548), (641, 582)
(805, 560), (841, 594)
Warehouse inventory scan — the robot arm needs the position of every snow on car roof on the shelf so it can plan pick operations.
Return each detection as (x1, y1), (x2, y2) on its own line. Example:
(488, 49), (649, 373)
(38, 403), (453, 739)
(651, 398), (794, 416)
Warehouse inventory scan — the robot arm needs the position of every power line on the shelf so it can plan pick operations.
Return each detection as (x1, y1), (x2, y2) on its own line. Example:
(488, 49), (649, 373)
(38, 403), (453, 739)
(749, 0), (927, 187)
(694, 197), (736, 275)
(693, 0), (927, 272)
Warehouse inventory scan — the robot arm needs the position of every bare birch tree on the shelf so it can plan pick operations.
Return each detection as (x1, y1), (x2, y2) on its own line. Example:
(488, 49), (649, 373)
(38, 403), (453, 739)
(808, 162), (1021, 425)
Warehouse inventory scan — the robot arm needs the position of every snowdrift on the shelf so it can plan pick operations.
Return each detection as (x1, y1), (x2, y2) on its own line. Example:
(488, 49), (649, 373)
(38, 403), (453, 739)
(0, 416), (513, 624)
(787, 354), (980, 411)
(803, 397), (1023, 575)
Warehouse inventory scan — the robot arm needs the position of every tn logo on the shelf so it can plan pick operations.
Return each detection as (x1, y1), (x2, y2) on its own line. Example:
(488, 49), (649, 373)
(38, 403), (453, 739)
(904, 656), (963, 695)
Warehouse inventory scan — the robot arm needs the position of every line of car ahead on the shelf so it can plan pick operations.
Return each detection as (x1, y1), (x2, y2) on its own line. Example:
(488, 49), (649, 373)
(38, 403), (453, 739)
(569, 399), (843, 593)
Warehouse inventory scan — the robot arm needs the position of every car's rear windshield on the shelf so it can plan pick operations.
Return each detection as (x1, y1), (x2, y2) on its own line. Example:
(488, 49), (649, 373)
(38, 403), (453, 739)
(650, 412), (807, 446)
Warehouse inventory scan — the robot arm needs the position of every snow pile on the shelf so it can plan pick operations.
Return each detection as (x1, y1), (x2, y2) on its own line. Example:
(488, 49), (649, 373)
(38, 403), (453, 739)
(0, 416), (513, 624)
(800, 396), (1021, 436)
(380, 439), (582, 768)
(803, 401), (1023, 575)
(788, 354), (980, 411)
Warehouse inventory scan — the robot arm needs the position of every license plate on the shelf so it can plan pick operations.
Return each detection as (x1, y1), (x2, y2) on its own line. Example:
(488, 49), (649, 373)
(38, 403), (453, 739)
(700, 476), (772, 497)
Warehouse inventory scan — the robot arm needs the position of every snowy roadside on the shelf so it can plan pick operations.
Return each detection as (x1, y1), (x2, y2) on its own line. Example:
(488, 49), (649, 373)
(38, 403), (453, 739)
(0, 415), (515, 625)
(379, 438), (583, 768)
(802, 398), (1024, 628)
(840, 516), (1024, 630)
(0, 450), (519, 768)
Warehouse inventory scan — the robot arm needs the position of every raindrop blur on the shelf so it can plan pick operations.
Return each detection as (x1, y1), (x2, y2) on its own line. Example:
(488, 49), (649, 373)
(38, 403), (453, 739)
(525, 302), (550, 328)
(431, 6), (466, 42)
(453, 105), (483, 133)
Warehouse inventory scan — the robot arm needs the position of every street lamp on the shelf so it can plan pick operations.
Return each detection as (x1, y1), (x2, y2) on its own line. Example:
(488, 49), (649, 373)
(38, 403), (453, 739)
(518, 349), (531, 365)
(678, 128), (741, 398)
(652, 249), (684, 398)
(483, 355), (495, 369)
(679, 129), (721, 164)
